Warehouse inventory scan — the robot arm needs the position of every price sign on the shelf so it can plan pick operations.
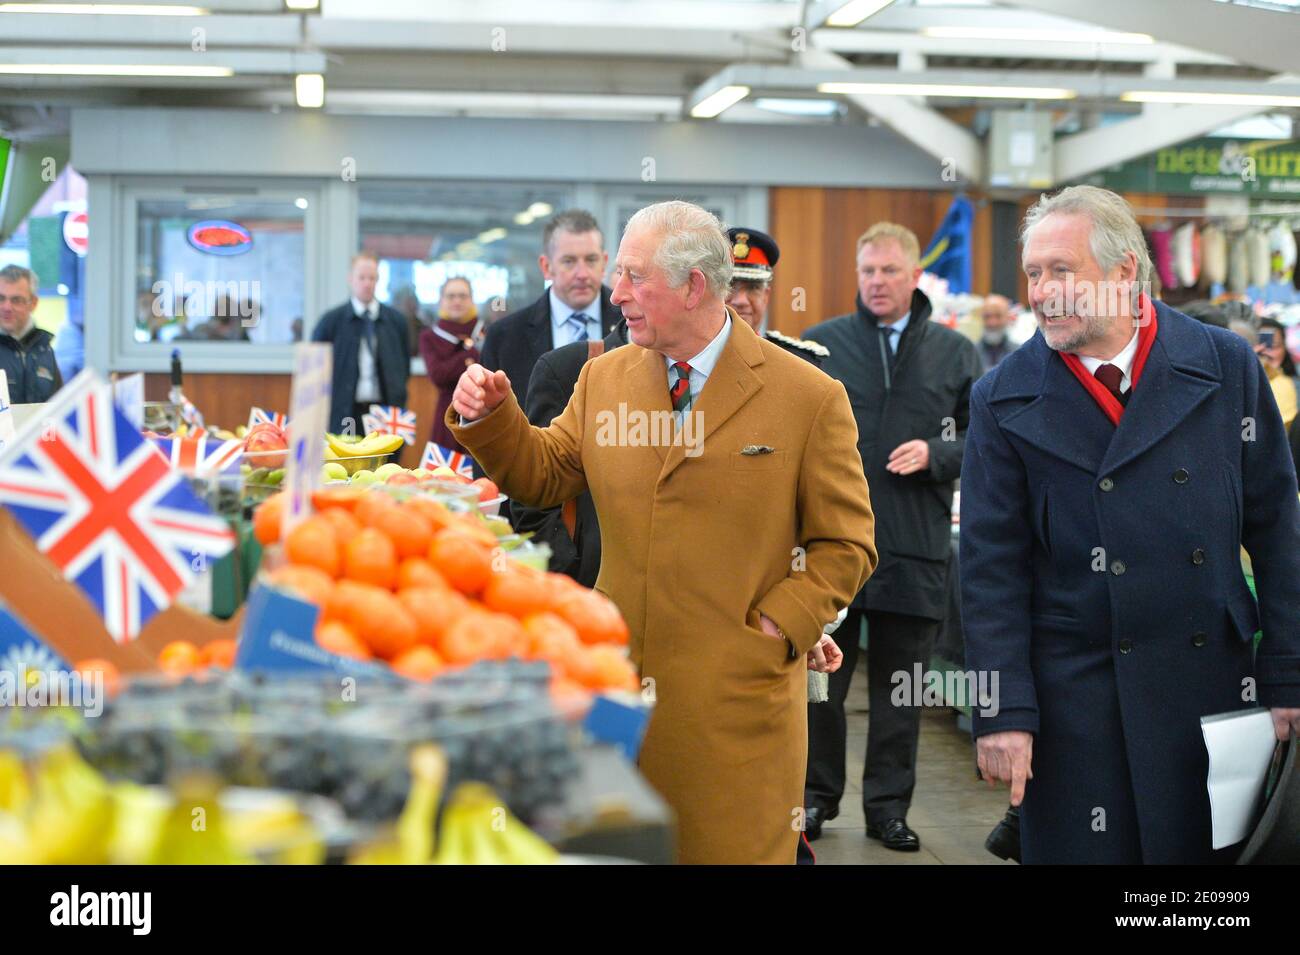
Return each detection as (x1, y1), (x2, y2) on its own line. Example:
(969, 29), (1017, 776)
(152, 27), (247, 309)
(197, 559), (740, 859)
(282, 342), (332, 536)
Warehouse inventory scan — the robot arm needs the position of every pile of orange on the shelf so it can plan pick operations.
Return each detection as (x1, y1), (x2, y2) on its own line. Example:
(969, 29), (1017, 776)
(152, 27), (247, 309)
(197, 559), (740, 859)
(154, 638), (239, 675)
(253, 488), (635, 695)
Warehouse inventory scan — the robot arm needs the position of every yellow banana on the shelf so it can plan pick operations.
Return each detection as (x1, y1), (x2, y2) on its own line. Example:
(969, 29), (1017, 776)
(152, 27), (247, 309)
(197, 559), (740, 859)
(325, 433), (404, 458)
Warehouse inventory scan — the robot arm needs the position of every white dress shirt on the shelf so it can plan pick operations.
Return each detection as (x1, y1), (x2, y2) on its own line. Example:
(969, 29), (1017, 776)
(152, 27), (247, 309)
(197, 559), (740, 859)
(663, 313), (732, 410)
(549, 288), (602, 346)
(879, 311), (910, 354)
(351, 296), (381, 403)
(1077, 327), (1140, 394)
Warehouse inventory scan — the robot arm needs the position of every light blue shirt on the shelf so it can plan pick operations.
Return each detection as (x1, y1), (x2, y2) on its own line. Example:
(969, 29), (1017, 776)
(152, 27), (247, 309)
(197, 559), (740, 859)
(550, 288), (602, 346)
(880, 310), (910, 354)
(664, 313), (732, 408)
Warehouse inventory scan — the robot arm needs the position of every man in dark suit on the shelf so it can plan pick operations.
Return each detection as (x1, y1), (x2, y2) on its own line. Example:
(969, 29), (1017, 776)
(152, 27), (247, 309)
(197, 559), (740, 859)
(480, 209), (622, 408)
(801, 223), (981, 851)
(513, 320), (629, 588)
(976, 294), (1017, 374)
(962, 185), (1300, 864)
(312, 251), (410, 434)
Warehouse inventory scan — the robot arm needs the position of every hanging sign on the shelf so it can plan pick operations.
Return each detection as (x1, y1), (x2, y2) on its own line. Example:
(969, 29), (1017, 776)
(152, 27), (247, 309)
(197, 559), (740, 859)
(187, 219), (253, 256)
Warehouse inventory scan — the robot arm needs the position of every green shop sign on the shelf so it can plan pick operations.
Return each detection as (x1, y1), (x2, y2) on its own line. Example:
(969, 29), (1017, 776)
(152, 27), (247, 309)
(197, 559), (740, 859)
(1094, 138), (1300, 196)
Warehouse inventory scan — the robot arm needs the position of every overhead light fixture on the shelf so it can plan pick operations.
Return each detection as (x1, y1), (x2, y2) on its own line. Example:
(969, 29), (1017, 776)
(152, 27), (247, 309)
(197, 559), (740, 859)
(1121, 90), (1300, 107)
(284, 0), (319, 9)
(819, 81), (1076, 100)
(526, 202), (552, 218)
(0, 63), (231, 76)
(690, 84), (750, 119)
(294, 197), (309, 210)
(825, 0), (895, 28)
(513, 211), (534, 226)
(295, 72), (324, 109)
(755, 97), (841, 117)
(0, 3), (208, 13)
(477, 228), (508, 244)
(922, 26), (1154, 44)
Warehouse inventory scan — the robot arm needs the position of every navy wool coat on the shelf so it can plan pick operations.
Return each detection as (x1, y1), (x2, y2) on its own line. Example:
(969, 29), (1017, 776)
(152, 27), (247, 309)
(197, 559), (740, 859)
(960, 303), (1300, 864)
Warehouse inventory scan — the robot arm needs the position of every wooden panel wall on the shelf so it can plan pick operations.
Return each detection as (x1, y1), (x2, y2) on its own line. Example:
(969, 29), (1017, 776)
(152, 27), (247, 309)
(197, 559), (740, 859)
(768, 187), (994, 336)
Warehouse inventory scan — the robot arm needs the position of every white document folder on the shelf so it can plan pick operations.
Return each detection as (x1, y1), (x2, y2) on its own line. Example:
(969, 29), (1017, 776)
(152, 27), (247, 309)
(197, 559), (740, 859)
(1201, 708), (1277, 850)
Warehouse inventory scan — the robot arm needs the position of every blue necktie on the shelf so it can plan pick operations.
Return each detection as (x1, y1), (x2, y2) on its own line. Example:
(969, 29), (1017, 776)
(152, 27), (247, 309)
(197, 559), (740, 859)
(566, 314), (590, 344)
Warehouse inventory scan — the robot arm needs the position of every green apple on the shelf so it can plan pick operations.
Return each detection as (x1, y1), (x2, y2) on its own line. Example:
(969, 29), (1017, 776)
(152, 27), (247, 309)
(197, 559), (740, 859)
(350, 469), (377, 486)
(430, 466), (457, 481)
(374, 463), (405, 479)
(323, 462), (349, 481)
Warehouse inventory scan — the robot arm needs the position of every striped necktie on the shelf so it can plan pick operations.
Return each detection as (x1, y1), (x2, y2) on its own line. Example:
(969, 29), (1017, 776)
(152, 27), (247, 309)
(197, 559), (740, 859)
(670, 361), (693, 413)
(566, 314), (590, 344)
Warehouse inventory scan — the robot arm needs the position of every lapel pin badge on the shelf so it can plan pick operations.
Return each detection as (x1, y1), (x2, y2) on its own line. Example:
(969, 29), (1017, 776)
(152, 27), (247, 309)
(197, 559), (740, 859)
(741, 445), (775, 456)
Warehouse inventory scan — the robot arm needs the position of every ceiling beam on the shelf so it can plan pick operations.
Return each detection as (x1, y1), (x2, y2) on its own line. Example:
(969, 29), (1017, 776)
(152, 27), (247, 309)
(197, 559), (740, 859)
(0, 12), (303, 46)
(1009, 0), (1300, 76)
(799, 47), (982, 184)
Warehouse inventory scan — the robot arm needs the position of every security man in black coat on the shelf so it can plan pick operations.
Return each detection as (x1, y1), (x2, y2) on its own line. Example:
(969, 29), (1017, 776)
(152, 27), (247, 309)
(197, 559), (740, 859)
(480, 209), (622, 408)
(312, 251), (410, 435)
(801, 223), (981, 851)
(0, 265), (62, 403)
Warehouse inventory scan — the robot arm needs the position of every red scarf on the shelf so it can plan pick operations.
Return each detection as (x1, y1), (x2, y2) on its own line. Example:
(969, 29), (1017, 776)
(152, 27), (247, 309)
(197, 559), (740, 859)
(1058, 295), (1159, 427)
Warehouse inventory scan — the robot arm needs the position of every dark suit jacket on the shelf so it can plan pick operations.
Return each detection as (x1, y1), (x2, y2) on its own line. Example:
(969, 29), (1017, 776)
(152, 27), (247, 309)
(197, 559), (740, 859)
(960, 303), (1300, 864)
(480, 286), (621, 407)
(312, 301), (410, 434)
(513, 322), (628, 587)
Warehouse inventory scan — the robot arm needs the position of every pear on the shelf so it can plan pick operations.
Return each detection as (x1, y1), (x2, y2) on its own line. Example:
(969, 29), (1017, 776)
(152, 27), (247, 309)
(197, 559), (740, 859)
(350, 469), (377, 486)
(323, 462), (349, 482)
(374, 463), (405, 479)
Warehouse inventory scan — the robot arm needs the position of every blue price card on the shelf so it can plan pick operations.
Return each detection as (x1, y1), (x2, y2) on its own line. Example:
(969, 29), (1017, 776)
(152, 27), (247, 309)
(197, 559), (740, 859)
(235, 583), (388, 678)
(0, 601), (68, 674)
(582, 694), (652, 762)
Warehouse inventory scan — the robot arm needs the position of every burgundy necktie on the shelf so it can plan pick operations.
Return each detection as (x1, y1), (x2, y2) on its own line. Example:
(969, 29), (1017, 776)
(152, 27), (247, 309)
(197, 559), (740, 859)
(1094, 363), (1129, 407)
(670, 361), (693, 413)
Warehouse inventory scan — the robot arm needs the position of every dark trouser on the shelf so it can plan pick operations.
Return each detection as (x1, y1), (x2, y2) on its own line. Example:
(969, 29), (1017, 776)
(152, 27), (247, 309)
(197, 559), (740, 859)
(805, 609), (940, 825)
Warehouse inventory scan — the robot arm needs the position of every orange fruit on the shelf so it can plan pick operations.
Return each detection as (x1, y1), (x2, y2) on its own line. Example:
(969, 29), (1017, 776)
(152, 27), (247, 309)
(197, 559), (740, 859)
(396, 557), (449, 592)
(371, 506), (433, 560)
(427, 529), (494, 595)
(252, 492), (286, 545)
(549, 676), (592, 710)
(440, 610), (524, 664)
(342, 527), (399, 590)
(158, 640), (202, 675)
(390, 645), (445, 682)
(315, 619), (372, 660)
(199, 639), (238, 669)
(323, 578), (370, 624)
(583, 644), (639, 692)
(265, 564), (335, 607)
(312, 486), (368, 512)
(354, 492), (400, 529)
(318, 506), (362, 541)
(482, 565), (553, 619)
(72, 658), (122, 697)
(332, 581), (418, 659)
(398, 586), (472, 647)
(553, 588), (630, 646)
(401, 496), (457, 531)
(521, 612), (582, 662)
(284, 515), (341, 578)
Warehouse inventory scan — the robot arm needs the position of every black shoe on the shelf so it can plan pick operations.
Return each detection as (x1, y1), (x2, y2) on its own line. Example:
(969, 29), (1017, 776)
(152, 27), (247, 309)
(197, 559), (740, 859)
(803, 806), (838, 841)
(866, 817), (921, 852)
(984, 806), (1021, 863)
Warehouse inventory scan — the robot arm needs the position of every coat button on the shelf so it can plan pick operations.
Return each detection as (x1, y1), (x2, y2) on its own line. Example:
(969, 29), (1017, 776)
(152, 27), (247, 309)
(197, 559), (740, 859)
(1173, 468), (1190, 484)
(1119, 639), (1133, 654)
(1099, 477), (1114, 492)
(1191, 548), (1205, 565)
(1110, 560), (1126, 576)
(1192, 631), (1208, 647)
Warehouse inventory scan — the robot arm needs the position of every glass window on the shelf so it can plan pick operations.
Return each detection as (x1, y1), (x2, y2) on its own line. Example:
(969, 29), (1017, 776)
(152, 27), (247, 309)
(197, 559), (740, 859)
(359, 182), (572, 344)
(135, 195), (307, 346)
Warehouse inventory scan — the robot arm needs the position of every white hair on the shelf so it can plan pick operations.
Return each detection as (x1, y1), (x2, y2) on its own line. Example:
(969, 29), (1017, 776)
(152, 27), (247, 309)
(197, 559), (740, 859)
(1021, 185), (1153, 285)
(624, 200), (733, 299)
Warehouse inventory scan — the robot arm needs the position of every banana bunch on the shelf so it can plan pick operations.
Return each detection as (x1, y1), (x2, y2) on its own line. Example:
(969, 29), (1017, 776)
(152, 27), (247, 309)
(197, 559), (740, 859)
(325, 432), (405, 458)
(0, 744), (114, 864)
(350, 745), (557, 865)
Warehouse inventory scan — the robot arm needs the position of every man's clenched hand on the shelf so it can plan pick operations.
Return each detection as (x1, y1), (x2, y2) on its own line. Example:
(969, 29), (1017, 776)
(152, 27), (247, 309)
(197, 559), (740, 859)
(452, 363), (512, 422)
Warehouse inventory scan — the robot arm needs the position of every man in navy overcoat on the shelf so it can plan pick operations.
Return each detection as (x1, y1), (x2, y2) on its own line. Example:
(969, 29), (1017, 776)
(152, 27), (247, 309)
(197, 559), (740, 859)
(961, 185), (1300, 864)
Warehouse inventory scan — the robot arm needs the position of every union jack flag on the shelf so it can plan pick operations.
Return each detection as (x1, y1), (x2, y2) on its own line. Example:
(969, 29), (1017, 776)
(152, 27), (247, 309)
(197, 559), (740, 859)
(248, 407), (288, 431)
(362, 404), (417, 445)
(420, 441), (473, 478)
(149, 434), (243, 476)
(0, 373), (235, 643)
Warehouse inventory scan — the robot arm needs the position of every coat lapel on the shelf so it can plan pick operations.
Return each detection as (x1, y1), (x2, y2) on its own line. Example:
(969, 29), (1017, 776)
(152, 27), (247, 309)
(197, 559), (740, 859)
(527, 293), (555, 358)
(1098, 308), (1222, 476)
(660, 312), (765, 481)
(996, 335), (1112, 475)
(625, 344), (673, 465)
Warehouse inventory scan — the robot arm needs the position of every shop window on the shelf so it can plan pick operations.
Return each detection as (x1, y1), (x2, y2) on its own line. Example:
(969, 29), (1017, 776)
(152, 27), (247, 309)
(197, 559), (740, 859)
(134, 195), (307, 345)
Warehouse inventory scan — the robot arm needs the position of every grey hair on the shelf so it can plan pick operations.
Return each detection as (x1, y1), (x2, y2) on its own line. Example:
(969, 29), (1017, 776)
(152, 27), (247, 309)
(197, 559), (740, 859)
(0, 264), (37, 292)
(624, 200), (733, 299)
(1021, 185), (1153, 285)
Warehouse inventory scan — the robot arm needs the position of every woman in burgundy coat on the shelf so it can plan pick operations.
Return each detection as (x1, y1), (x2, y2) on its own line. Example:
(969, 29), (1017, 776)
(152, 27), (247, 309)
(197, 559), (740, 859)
(419, 276), (482, 453)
